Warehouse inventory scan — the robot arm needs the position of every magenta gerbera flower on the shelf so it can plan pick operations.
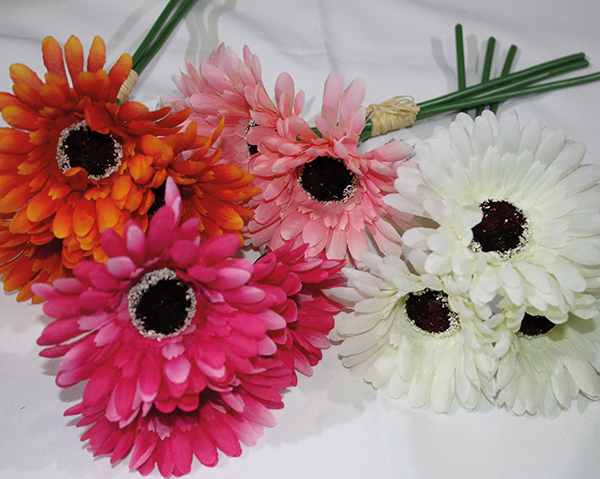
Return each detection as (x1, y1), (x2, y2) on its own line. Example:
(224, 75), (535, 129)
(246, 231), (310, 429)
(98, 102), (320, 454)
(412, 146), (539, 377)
(33, 178), (295, 474)
(246, 71), (416, 266)
(162, 44), (304, 167)
(66, 356), (288, 477)
(253, 240), (346, 385)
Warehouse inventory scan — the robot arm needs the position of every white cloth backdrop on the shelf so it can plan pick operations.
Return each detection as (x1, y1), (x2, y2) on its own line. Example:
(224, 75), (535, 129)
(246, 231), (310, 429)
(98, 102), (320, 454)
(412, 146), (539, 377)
(1, 0), (600, 478)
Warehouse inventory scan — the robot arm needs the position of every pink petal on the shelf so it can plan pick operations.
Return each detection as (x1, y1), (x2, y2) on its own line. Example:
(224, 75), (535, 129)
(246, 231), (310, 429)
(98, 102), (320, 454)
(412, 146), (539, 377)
(106, 256), (137, 278)
(164, 354), (192, 384)
(321, 71), (344, 129)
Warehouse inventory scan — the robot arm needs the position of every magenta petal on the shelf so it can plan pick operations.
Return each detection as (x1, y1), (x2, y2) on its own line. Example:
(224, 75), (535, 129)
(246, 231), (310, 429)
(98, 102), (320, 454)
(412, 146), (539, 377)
(38, 318), (82, 345)
(164, 355), (192, 384)
(212, 267), (252, 290)
(221, 286), (266, 304)
(190, 426), (218, 467)
(125, 225), (146, 263)
(129, 430), (158, 470)
(52, 277), (87, 294)
(138, 357), (162, 402)
(197, 235), (240, 265)
(106, 256), (137, 278)
(101, 227), (127, 257)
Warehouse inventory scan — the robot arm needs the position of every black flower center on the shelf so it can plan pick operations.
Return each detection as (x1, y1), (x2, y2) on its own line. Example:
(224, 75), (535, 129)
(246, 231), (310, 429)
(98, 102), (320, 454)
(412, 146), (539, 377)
(471, 199), (529, 258)
(57, 120), (123, 180)
(298, 156), (357, 203)
(518, 313), (556, 338)
(148, 182), (167, 217)
(128, 268), (196, 340)
(404, 289), (459, 336)
(246, 120), (259, 156)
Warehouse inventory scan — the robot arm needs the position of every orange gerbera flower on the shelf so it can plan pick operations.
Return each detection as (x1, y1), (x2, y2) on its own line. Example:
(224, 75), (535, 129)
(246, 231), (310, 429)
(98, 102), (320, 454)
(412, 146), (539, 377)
(0, 35), (256, 302)
(159, 119), (261, 243)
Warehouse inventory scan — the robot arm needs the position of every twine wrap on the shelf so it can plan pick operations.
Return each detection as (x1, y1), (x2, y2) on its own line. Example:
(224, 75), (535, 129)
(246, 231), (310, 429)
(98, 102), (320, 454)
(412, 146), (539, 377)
(365, 96), (420, 136)
(116, 70), (139, 104)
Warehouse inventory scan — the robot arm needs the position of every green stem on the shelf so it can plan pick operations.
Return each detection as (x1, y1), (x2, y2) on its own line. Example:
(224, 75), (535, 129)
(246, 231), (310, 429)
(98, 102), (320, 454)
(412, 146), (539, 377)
(133, 0), (199, 76)
(476, 36), (496, 116)
(415, 70), (600, 120)
(417, 52), (586, 109)
(455, 24), (466, 91)
(490, 44), (517, 114)
(131, 0), (182, 68)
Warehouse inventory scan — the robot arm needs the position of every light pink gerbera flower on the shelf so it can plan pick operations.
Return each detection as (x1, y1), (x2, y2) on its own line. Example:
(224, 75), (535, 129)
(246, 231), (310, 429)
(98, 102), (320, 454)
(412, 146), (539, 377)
(33, 178), (294, 474)
(253, 239), (346, 385)
(247, 71), (416, 266)
(162, 44), (304, 167)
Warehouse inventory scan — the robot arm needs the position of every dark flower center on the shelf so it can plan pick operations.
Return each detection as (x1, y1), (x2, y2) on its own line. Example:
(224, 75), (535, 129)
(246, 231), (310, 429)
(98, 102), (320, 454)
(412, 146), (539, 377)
(471, 199), (529, 258)
(404, 288), (459, 336)
(518, 313), (556, 338)
(298, 156), (357, 203)
(57, 121), (123, 180)
(148, 182), (167, 217)
(128, 268), (196, 339)
(246, 120), (259, 156)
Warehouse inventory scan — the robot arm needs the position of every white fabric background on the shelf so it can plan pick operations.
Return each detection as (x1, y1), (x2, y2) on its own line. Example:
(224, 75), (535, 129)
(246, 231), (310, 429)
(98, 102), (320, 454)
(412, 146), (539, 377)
(1, 1), (600, 478)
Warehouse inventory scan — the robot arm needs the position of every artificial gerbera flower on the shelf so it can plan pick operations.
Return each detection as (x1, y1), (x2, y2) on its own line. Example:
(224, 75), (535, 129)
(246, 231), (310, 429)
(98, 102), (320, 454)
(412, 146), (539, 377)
(253, 239), (345, 385)
(488, 304), (600, 417)
(163, 43), (304, 167)
(0, 35), (193, 301)
(247, 72), (415, 266)
(66, 357), (288, 477)
(150, 118), (260, 244)
(330, 252), (495, 413)
(388, 110), (600, 324)
(34, 177), (292, 431)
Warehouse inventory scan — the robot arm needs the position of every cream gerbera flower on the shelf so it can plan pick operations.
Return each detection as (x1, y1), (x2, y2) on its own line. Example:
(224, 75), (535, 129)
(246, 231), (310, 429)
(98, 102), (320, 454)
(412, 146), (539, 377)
(387, 110), (600, 324)
(489, 304), (600, 417)
(329, 252), (495, 413)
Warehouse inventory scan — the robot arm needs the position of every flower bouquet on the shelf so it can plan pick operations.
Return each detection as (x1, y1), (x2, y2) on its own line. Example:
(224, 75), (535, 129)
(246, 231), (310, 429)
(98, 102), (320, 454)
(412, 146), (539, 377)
(1, 0), (600, 477)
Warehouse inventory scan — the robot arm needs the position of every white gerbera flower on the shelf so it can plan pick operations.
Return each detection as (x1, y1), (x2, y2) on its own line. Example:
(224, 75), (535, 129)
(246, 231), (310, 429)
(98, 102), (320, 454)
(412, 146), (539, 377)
(387, 110), (600, 324)
(329, 252), (495, 413)
(488, 304), (600, 417)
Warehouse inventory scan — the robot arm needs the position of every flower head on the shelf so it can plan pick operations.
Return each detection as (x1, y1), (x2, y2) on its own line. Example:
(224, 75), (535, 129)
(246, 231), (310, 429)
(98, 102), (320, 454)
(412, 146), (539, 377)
(488, 304), (600, 417)
(66, 361), (286, 477)
(330, 252), (495, 413)
(34, 177), (292, 428)
(253, 239), (345, 385)
(0, 36), (259, 301)
(0, 35), (191, 301)
(247, 72), (415, 266)
(389, 110), (600, 324)
(163, 44), (304, 167)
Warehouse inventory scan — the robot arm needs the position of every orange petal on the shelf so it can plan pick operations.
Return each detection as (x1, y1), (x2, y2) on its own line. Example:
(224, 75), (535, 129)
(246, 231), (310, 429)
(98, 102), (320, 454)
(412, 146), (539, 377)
(87, 37), (106, 73)
(0, 130), (32, 154)
(111, 174), (133, 202)
(42, 37), (68, 82)
(117, 101), (149, 122)
(129, 154), (154, 184)
(64, 35), (84, 84)
(0, 92), (18, 110)
(0, 182), (31, 213)
(26, 191), (60, 222)
(72, 197), (96, 237)
(84, 103), (112, 134)
(52, 202), (73, 239)
(108, 53), (132, 102)
(12, 83), (43, 110)
(9, 63), (43, 92)
(96, 195), (121, 231)
(2, 104), (39, 130)
(39, 83), (67, 108)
